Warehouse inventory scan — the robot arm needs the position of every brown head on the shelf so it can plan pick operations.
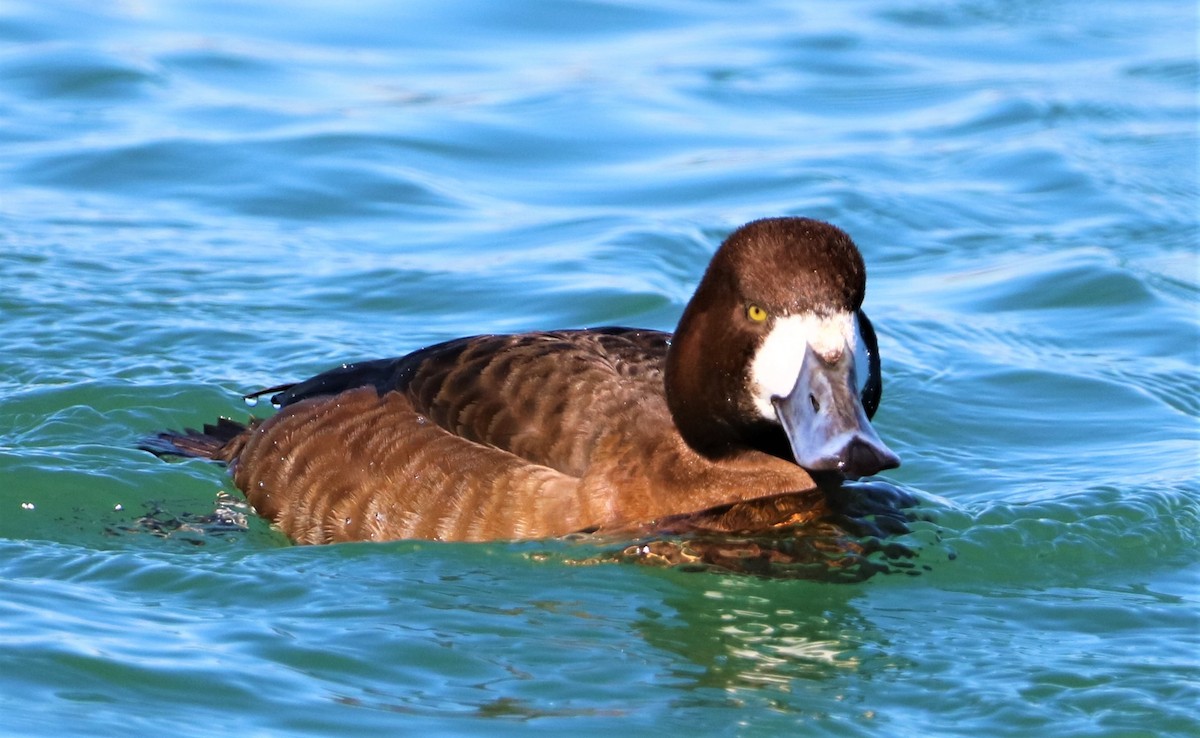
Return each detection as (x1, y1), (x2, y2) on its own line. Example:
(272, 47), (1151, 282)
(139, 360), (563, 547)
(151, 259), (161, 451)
(665, 217), (899, 479)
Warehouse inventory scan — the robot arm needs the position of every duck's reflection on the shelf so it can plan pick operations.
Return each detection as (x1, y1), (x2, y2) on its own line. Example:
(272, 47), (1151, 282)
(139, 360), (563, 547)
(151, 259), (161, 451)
(633, 568), (893, 696)
(597, 478), (925, 582)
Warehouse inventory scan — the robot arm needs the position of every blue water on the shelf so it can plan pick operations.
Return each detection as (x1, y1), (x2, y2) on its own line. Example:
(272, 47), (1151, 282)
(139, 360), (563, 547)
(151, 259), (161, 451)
(1, 1), (1197, 735)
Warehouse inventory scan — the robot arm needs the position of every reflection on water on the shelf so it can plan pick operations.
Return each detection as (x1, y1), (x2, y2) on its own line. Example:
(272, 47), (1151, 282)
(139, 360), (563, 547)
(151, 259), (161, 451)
(638, 576), (882, 692)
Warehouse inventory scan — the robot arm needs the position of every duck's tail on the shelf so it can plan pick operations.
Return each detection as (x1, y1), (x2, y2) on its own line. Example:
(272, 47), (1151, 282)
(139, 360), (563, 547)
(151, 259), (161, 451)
(140, 417), (251, 462)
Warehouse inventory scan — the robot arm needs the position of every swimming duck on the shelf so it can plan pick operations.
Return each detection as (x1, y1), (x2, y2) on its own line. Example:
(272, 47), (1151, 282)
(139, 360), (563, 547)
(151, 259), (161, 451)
(148, 217), (900, 545)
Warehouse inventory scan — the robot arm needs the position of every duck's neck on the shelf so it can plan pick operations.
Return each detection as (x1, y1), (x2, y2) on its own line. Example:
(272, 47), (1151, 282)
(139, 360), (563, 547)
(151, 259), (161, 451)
(665, 297), (738, 460)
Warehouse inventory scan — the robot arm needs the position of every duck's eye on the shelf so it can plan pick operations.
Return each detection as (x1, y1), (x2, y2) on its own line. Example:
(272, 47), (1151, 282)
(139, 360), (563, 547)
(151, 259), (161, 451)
(746, 304), (768, 323)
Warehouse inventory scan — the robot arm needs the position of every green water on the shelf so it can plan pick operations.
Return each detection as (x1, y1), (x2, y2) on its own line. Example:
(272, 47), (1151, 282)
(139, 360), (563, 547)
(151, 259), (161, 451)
(1, 1), (1196, 736)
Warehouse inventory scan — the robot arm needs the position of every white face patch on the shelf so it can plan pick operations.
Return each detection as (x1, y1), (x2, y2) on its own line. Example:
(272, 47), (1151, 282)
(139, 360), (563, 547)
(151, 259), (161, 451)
(749, 311), (864, 419)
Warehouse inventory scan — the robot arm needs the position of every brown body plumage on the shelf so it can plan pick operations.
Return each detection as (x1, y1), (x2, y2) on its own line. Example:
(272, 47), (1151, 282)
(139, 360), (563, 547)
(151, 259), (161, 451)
(148, 218), (903, 547)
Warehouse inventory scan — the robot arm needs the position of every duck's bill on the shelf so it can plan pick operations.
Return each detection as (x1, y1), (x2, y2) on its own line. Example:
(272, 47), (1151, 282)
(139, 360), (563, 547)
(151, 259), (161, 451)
(772, 346), (900, 480)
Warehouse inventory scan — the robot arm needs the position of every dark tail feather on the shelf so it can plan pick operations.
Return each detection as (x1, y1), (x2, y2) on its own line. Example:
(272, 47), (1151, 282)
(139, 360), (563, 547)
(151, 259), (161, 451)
(140, 417), (249, 460)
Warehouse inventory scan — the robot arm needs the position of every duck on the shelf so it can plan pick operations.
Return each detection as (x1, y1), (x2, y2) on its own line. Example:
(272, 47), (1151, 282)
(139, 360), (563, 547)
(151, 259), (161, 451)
(146, 217), (901, 545)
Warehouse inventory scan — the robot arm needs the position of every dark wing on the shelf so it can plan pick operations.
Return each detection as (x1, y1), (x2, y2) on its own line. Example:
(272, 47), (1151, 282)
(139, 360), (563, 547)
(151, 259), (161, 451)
(249, 327), (673, 477)
(244, 334), (479, 408)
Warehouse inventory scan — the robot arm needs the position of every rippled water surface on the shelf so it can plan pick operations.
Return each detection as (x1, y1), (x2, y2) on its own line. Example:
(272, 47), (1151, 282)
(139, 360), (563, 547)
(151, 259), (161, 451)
(1, 1), (1197, 736)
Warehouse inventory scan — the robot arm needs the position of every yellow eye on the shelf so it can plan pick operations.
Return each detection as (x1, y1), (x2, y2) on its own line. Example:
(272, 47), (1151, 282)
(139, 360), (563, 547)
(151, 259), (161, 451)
(746, 304), (768, 322)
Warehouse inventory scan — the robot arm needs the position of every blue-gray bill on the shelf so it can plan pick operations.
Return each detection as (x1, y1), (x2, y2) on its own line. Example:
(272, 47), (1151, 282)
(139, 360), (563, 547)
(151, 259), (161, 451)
(772, 345), (900, 480)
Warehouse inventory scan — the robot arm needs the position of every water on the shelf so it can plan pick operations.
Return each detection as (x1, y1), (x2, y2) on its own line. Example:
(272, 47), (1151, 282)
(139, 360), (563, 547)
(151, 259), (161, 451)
(1, 0), (1196, 735)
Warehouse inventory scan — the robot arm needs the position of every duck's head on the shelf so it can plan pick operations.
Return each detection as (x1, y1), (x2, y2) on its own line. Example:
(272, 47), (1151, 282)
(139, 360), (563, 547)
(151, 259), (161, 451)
(665, 217), (900, 480)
